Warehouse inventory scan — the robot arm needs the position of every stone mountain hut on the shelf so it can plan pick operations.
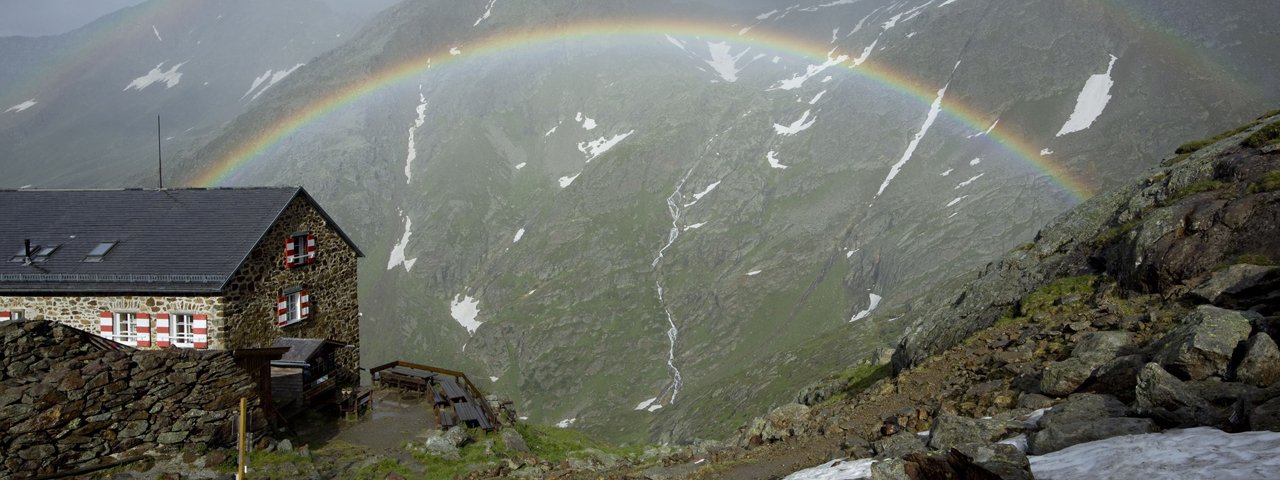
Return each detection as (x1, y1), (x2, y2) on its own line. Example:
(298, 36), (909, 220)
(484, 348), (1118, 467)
(0, 187), (363, 382)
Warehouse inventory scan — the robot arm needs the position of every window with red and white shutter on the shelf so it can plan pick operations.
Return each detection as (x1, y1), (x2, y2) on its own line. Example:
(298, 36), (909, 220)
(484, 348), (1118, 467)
(277, 287), (310, 328)
(193, 314), (208, 349)
(0, 311), (10, 322)
(284, 236), (299, 268)
(155, 313), (171, 347)
(135, 313), (151, 347)
(305, 233), (318, 265)
(98, 311), (113, 339)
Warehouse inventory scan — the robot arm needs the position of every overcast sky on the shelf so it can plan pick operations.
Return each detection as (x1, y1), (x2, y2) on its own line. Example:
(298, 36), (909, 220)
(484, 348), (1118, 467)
(0, 0), (146, 37)
(0, 0), (400, 37)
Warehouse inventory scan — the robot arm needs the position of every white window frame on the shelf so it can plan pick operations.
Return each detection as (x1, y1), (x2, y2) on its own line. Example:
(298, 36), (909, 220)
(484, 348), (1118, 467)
(289, 232), (309, 266)
(171, 313), (195, 348)
(113, 312), (138, 345)
(286, 290), (303, 324)
(1, 309), (22, 322)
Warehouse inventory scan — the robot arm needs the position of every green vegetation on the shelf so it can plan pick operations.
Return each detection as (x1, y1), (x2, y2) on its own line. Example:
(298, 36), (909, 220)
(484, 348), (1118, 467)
(1236, 254), (1276, 266)
(1175, 118), (1268, 154)
(1014, 242), (1036, 252)
(1170, 179), (1230, 202)
(1019, 275), (1098, 317)
(1243, 120), (1280, 148)
(1095, 218), (1142, 246)
(815, 362), (891, 406)
(1249, 171), (1280, 194)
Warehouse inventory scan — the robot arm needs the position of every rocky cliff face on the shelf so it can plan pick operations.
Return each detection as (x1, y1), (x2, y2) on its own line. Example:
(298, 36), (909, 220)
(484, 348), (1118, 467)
(894, 111), (1280, 373)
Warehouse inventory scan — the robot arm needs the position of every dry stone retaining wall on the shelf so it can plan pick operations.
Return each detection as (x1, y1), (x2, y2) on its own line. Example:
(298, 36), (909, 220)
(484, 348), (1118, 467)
(0, 320), (265, 477)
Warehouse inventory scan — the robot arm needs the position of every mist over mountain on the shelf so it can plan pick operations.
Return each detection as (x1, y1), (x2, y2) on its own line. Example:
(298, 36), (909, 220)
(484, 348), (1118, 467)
(0, 0), (359, 187)
(4, 0), (1279, 444)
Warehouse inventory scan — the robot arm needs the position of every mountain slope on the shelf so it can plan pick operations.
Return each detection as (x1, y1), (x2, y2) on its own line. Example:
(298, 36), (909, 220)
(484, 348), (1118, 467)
(162, 0), (1280, 443)
(0, 0), (360, 187)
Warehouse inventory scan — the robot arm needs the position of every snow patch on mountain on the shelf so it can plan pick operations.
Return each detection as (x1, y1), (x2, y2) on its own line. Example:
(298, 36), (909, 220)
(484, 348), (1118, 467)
(772, 49), (849, 90)
(1040, 148), (1054, 156)
(473, 0), (497, 26)
(513, 228), (525, 243)
(955, 173), (984, 188)
(387, 214), (418, 272)
(849, 293), (882, 322)
(578, 130), (634, 161)
(683, 181), (721, 207)
(705, 41), (751, 82)
(152, 25), (162, 42)
(938, 0), (960, 6)
(941, 168), (953, 176)
(877, 62), (958, 196)
(124, 62), (187, 91)
(1056, 54), (1118, 136)
(242, 64), (304, 101)
(747, 270), (762, 276)
(767, 151), (789, 169)
(947, 195), (968, 207)
(783, 458), (875, 480)
(450, 47), (462, 56)
(5, 99), (36, 113)
(404, 92), (428, 183)
(450, 294), (482, 335)
(555, 418), (577, 428)
(808, 90), (827, 104)
(558, 172), (581, 188)
(852, 37), (880, 66)
(683, 222), (707, 231)
(515, 162), (527, 170)
(635, 397), (661, 411)
(774, 110), (817, 136)
(967, 119), (998, 138)
(544, 125), (558, 136)
(969, 157), (981, 166)
(1029, 427), (1280, 479)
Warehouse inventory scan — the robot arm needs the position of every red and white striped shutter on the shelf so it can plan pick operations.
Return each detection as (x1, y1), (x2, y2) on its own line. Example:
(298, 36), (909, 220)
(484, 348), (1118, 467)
(98, 311), (113, 339)
(284, 236), (297, 267)
(155, 313), (171, 348)
(305, 233), (318, 264)
(135, 313), (151, 347)
(0, 311), (10, 322)
(300, 290), (311, 320)
(193, 314), (208, 349)
(277, 296), (289, 326)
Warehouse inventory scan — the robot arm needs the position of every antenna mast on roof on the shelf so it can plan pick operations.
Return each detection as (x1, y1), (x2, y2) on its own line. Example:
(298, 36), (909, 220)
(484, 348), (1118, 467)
(157, 115), (164, 189)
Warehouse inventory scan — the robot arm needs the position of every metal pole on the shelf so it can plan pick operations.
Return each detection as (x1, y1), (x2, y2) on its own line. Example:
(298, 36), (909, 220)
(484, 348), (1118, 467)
(237, 397), (247, 479)
(157, 115), (163, 189)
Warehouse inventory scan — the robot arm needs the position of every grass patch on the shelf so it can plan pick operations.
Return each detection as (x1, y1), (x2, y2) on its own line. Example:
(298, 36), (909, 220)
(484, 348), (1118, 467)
(1019, 275), (1098, 317)
(1169, 179), (1230, 202)
(1244, 120), (1280, 149)
(1249, 171), (1280, 194)
(1014, 242), (1036, 252)
(1237, 254), (1276, 266)
(1095, 218), (1141, 246)
(814, 363), (892, 407)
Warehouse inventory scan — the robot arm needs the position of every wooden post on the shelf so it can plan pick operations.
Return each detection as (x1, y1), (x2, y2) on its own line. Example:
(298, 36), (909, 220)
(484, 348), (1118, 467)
(237, 397), (247, 479)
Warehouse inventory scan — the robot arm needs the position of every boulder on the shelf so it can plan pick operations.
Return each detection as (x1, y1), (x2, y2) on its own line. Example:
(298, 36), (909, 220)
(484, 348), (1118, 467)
(1237, 333), (1280, 387)
(1188, 264), (1280, 307)
(1085, 354), (1147, 402)
(501, 428), (531, 454)
(870, 458), (909, 480)
(1028, 417), (1158, 455)
(748, 403), (811, 444)
(1134, 362), (1220, 427)
(422, 430), (462, 460)
(1152, 306), (1253, 380)
(872, 432), (927, 459)
(926, 415), (1024, 451)
(1072, 331), (1134, 359)
(952, 443), (1033, 480)
(1037, 393), (1128, 429)
(1252, 396), (1280, 431)
(1040, 358), (1099, 397)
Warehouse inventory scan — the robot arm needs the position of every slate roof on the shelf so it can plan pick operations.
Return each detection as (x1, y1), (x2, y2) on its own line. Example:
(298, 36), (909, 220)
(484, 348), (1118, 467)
(271, 337), (347, 366)
(0, 187), (362, 294)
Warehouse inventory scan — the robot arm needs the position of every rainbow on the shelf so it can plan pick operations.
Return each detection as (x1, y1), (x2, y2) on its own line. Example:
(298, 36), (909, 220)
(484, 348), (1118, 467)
(190, 17), (1096, 200)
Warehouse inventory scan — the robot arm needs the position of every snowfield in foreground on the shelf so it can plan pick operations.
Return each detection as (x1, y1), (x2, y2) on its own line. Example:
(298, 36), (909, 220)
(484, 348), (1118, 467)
(785, 428), (1280, 480)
